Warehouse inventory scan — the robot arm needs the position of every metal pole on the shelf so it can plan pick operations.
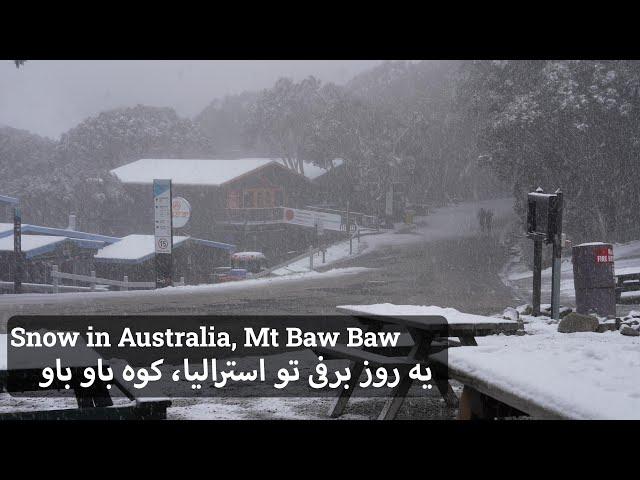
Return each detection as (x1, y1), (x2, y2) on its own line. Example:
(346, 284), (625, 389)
(551, 190), (564, 320)
(346, 201), (350, 236)
(551, 241), (561, 320)
(532, 240), (542, 316)
(13, 206), (22, 294)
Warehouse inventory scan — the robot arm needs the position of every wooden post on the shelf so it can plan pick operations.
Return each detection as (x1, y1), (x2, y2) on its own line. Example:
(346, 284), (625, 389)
(550, 190), (563, 320)
(13, 206), (22, 294)
(90, 270), (96, 291)
(122, 275), (129, 291)
(309, 246), (314, 271)
(52, 265), (59, 294)
(322, 248), (326, 264)
(532, 240), (542, 316)
(346, 200), (350, 238)
(180, 276), (185, 286)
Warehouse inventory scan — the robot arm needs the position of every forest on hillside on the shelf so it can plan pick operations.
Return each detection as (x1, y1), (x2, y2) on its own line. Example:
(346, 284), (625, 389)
(1, 60), (639, 243)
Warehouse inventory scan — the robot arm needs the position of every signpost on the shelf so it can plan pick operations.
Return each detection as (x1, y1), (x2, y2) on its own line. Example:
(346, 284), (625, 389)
(282, 208), (342, 232)
(0, 194), (21, 294)
(526, 187), (564, 319)
(154, 179), (173, 288)
(13, 207), (22, 294)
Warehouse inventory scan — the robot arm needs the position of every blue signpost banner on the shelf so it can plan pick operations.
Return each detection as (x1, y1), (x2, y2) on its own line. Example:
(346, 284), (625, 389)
(153, 179), (173, 288)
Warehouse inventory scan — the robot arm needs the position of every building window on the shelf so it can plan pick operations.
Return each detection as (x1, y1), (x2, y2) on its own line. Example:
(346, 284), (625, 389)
(228, 190), (241, 209)
(243, 191), (254, 208)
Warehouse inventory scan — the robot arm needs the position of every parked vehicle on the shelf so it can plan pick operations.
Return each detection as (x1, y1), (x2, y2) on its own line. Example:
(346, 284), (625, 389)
(232, 251), (269, 273)
(214, 252), (269, 282)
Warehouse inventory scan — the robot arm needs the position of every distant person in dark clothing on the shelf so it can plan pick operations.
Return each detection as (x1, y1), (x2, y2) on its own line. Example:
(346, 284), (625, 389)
(477, 208), (486, 232)
(485, 209), (494, 232)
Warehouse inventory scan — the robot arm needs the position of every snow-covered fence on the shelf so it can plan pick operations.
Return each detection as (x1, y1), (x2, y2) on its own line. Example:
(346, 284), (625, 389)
(216, 207), (284, 224)
(50, 266), (156, 292)
(0, 280), (98, 294)
(305, 205), (380, 231)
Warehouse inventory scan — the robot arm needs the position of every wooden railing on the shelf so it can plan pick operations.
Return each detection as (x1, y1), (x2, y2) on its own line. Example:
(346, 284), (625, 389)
(215, 207), (284, 224)
(49, 265), (185, 292)
(304, 205), (380, 230)
(0, 281), (101, 294)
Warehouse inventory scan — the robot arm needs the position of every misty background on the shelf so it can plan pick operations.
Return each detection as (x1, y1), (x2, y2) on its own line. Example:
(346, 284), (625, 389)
(1, 59), (639, 250)
(0, 60), (384, 139)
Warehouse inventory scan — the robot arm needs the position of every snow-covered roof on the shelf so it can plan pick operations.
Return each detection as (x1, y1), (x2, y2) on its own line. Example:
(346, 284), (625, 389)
(110, 158), (341, 186)
(19, 225), (120, 244)
(302, 158), (344, 180)
(0, 234), (66, 254)
(0, 234), (105, 259)
(111, 158), (278, 186)
(94, 234), (189, 263)
(0, 223), (120, 244)
(94, 234), (235, 264)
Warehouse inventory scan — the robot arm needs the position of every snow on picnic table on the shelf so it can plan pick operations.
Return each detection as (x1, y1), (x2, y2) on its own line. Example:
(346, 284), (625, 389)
(336, 303), (517, 325)
(450, 315), (640, 419)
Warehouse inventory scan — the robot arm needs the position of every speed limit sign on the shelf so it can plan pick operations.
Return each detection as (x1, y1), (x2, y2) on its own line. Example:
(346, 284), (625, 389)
(156, 236), (171, 253)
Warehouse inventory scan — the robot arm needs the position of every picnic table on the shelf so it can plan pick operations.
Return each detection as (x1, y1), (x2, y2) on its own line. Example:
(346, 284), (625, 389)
(321, 304), (519, 420)
(0, 334), (170, 420)
(428, 319), (640, 420)
(615, 267), (640, 301)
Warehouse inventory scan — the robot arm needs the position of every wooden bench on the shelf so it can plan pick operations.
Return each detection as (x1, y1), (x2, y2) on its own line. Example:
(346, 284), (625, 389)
(616, 271), (640, 301)
(0, 334), (171, 420)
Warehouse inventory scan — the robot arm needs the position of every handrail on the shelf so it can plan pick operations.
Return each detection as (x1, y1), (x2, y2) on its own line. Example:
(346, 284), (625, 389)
(253, 246), (323, 278)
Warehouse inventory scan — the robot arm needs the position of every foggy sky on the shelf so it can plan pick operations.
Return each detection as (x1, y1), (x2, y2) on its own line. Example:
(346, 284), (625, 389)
(0, 60), (383, 139)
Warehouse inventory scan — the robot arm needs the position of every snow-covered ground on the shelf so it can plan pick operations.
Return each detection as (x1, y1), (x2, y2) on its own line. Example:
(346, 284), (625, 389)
(0, 266), (371, 304)
(0, 267), (374, 323)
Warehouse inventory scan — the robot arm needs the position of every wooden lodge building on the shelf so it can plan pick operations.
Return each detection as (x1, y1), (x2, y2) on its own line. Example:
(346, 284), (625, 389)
(93, 234), (235, 285)
(110, 158), (345, 262)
